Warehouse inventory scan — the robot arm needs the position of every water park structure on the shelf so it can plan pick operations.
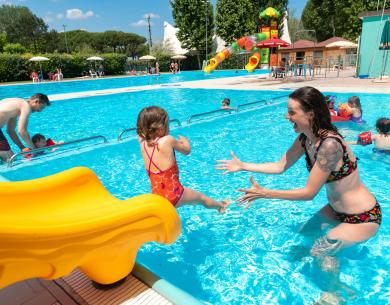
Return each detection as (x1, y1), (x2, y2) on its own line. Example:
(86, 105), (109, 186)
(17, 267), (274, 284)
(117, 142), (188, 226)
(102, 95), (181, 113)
(204, 7), (290, 73)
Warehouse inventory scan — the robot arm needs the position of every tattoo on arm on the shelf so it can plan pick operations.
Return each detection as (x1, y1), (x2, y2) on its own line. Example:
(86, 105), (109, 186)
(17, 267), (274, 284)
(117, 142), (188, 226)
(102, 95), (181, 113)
(316, 139), (343, 172)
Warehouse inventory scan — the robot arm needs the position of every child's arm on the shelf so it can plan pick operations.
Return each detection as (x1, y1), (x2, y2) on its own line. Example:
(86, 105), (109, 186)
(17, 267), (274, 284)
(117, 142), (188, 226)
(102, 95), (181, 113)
(169, 135), (191, 155)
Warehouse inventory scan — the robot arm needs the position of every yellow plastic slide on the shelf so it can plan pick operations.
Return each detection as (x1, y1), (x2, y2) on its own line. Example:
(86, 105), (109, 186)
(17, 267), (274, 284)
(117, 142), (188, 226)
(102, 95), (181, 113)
(245, 52), (261, 72)
(0, 167), (181, 289)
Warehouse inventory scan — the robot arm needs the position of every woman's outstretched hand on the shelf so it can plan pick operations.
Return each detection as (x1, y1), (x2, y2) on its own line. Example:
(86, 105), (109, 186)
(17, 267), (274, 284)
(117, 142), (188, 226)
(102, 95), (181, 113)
(237, 176), (267, 209)
(216, 151), (243, 175)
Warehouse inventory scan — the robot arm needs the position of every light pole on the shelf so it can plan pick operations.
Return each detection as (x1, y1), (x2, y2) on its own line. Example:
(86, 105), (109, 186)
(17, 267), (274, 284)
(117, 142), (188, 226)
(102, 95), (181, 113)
(146, 14), (153, 53)
(62, 24), (69, 53)
(205, 0), (208, 61)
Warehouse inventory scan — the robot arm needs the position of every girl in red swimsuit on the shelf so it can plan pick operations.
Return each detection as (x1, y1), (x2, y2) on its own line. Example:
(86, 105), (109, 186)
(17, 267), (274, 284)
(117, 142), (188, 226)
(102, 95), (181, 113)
(137, 106), (229, 212)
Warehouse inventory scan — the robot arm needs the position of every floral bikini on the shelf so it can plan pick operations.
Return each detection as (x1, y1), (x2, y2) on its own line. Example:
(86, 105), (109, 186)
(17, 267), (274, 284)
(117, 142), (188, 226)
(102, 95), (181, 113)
(299, 134), (381, 225)
(143, 140), (184, 207)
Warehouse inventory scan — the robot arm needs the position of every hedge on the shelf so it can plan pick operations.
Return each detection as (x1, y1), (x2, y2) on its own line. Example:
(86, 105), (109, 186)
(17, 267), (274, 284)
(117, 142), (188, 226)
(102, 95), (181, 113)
(0, 53), (127, 83)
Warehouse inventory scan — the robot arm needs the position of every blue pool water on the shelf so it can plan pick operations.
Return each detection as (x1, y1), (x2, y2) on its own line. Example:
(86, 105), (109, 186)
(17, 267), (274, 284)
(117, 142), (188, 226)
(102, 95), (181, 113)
(0, 69), (268, 99)
(1, 89), (389, 305)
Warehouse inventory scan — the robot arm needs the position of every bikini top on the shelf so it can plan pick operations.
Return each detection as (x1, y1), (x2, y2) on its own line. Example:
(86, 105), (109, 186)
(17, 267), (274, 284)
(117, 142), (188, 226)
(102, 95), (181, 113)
(299, 133), (358, 183)
(143, 138), (178, 175)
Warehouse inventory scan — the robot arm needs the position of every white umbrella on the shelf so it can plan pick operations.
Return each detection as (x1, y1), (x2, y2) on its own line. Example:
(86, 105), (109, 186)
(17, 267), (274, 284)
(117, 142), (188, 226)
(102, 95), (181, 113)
(139, 55), (156, 60)
(139, 55), (156, 74)
(171, 55), (187, 60)
(86, 56), (104, 71)
(171, 55), (186, 72)
(325, 41), (358, 48)
(28, 56), (49, 76)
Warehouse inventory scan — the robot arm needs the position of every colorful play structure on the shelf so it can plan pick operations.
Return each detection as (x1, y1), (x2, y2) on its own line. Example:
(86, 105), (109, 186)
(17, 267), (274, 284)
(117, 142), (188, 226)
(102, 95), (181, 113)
(0, 167), (181, 288)
(204, 7), (286, 73)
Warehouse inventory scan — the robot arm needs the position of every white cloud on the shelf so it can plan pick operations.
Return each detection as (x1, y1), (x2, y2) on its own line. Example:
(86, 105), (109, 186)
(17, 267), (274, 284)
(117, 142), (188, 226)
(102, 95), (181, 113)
(143, 13), (160, 19)
(56, 13), (64, 20)
(66, 8), (94, 20)
(44, 16), (54, 23)
(130, 20), (154, 27)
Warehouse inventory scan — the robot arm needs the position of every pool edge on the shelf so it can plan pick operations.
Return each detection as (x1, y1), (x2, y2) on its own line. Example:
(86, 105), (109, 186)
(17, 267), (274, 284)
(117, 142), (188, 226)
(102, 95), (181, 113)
(132, 263), (203, 305)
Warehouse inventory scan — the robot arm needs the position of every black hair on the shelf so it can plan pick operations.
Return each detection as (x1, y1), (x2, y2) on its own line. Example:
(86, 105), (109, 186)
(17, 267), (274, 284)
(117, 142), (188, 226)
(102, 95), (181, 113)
(32, 133), (45, 144)
(376, 117), (390, 135)
(30, 93), (50, 106)
(222, 98), (230, 105)
(289, 86), (338, 137)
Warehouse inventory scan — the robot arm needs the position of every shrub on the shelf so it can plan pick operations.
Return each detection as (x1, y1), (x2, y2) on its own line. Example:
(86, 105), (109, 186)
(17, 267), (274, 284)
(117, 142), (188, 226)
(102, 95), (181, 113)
(0, 53), (128, 82)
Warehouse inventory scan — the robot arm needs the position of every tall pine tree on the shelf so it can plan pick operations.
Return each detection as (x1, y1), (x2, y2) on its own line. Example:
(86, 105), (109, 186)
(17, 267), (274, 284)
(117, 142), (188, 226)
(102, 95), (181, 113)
(170, 0), (214, 68)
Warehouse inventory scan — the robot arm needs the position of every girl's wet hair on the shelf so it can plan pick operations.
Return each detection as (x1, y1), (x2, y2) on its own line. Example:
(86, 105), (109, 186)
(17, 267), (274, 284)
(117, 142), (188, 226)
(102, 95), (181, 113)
(136, 106), (169, 141)
(376, 117), (390, 135)
(348, 96), (362, 115)
(289, 86), (338, 137)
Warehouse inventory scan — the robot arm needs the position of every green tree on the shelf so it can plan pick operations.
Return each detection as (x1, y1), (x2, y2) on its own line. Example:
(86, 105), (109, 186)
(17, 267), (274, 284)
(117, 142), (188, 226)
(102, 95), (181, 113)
(170, 0), (214, 68)
(0, 5), (49, 52)
(0, 32), (7, 52)
(216, 0), (256, 44)
(3, 42), (26, 54)
(287, 9), (316, 42)
(302, 0), (390, 41)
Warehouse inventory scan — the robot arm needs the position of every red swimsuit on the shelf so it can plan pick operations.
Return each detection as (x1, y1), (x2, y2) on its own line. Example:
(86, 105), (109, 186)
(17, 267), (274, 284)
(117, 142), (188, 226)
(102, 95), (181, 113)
(143, 140), (184, 206)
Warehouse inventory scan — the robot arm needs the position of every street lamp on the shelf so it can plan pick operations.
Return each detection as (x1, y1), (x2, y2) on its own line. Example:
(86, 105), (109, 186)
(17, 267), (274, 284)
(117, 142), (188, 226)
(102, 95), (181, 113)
(146, 14), (153, 53)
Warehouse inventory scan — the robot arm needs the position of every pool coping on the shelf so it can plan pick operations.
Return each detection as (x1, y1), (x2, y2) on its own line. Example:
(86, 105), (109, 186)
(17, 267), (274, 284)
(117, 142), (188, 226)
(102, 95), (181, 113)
(0, 173), (203, 305)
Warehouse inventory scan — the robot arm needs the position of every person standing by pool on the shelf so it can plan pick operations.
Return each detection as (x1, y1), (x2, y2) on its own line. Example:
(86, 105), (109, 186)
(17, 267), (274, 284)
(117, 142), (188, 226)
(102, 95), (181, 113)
(137, 106), (230, 212)
(216, 86), (381, 257)
(0, 93), (50, 161)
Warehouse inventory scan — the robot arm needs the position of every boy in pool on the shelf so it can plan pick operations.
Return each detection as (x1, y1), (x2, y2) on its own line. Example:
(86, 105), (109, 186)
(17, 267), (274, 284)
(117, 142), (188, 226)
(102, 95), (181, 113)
(221, 98), (233, 110)
(137, 106), (230, 212)
(23, 134), (63, 158)
(349, 117), (390, 153)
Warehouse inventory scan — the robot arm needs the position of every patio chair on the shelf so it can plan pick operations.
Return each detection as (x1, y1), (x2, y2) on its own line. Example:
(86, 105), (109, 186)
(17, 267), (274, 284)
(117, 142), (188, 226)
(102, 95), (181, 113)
(89, 69), (98, 78)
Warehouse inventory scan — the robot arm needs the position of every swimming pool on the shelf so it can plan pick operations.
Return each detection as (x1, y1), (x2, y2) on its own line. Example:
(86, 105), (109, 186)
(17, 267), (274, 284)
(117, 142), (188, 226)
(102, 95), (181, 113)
(0, 69), (268, 100)
(1, 89), (389, 305)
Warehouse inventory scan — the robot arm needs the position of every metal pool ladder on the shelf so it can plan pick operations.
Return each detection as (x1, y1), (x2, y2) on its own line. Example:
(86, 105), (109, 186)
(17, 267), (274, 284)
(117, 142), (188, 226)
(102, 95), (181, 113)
(117, 119), (182, 141)
(7, 135), (108, 167)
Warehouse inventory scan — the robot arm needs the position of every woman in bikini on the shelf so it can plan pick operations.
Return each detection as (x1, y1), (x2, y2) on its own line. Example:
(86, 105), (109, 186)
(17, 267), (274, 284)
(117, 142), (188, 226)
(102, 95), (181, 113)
(217, 86), (381, 256)
(137, 106), (229, 212)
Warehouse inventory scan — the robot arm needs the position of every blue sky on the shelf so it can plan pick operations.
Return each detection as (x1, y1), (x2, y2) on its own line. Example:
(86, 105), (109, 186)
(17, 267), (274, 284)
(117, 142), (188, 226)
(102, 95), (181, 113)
(0, 0), (307, 41)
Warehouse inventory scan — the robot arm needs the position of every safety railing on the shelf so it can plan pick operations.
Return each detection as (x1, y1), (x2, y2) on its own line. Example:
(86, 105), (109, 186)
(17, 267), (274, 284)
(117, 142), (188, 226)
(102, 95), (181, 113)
(187, 108), (237, 124)
(117, 119), (181, 141)
(237, 94), (290, 111)
(8, 135), (108, 167)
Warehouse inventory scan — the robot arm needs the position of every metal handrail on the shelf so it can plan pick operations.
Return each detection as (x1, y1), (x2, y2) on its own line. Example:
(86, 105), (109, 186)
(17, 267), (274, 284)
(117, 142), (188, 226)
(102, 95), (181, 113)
(117, 127), (136, 142)
(7, 135), (108, 167)
(117, 119), (182, 141)
(237, 94), (290, 111)
(187, 108), (237, 124)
